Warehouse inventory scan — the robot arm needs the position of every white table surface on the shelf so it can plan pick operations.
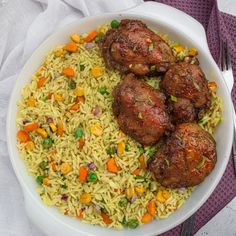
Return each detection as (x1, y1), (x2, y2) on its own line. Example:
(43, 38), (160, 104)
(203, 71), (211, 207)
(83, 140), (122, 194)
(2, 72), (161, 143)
(0, 0), (235, 236)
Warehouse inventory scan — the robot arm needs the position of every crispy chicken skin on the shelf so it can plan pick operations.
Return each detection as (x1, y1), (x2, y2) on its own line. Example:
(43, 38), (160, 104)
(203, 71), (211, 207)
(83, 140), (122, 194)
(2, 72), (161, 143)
(112, 74), (171, 146)
(161, 62), (211, 109)
(147, 123), (217, 188)
(99, 19), (175, 76)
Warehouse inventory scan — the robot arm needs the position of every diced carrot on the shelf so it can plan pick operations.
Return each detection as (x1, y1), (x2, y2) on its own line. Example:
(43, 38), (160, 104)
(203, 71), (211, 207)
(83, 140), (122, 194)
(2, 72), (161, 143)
(63, 41), (78, 53)
(17, 130), (30, 142)
(37, 77), (47, 88)
(101, 212), (112, 225)
(76, 209), (84, 219)
(78, 137), (85, 149)
(107, 158), (119, 173)
(24, 122), (38, 133)
(79, 167), (88, 183)
(141, 213), (153, 224)
(147, 201), (156, 216)
(62, 67), (75, 77)
(48, 92), (53, 99)
(69, 103), (80, 111)
(139, 155), (146, 169)
(51, 162), (57, 172)
(85, 30), (98, 42)
(64, 209), (69, 215)
(76, 96), (85, 103)
(133, 168), (141, 175)
(57, 122), (64, 136)
(208, 81), (217, 88)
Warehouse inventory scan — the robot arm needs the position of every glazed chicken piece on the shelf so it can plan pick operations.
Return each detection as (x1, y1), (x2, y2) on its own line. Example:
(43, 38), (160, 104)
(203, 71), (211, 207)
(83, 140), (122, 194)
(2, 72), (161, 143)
(99, 19), (175, 76)
(161, 62), (211, 123)
(148, 123), (217, 188)
(112, 74), (171, 146)
(167, 97), (197, 124)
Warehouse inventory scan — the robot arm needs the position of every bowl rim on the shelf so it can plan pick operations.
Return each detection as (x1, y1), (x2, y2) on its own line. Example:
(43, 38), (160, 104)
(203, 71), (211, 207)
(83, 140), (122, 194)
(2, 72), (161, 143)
(6, 11), (234, 236)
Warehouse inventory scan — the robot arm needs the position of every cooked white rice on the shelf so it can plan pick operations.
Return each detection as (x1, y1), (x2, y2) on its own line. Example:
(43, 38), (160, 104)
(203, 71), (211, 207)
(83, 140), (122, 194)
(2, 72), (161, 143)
(16, 22), (222, 229)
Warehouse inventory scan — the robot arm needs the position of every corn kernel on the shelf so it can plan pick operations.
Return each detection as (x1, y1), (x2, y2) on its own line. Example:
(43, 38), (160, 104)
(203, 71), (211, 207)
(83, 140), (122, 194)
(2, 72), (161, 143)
(55, 48), (64, 57)
(80, 193), (91, 204)
(27, 96), (36, 107)
(135, 186), (145, 194)
(25, 141), (35, 151)
(36, 128), (48, 138)
(173, 45), (184, 53)
(70, 33), (81, 43)
(117, 141), (125, 157)
(162, 190), (170, 200)
(119, 131), (125, 137)
(75, 86), (84, 97)
(54, 94), (63, 101)
(98, 26), (105, 34)
(43, 177), (50, 186)
(90, 124), (103, 136)
(91, 67), (103, 78)
(35, 66), (45, 76)
(60, 163), (71, 175)
(49, 122), (57, 132)
(156, 191), (166, 203)
(141, 213), (153, 224)
(188, 47), (198, 56)
(126, 188), (135, 199)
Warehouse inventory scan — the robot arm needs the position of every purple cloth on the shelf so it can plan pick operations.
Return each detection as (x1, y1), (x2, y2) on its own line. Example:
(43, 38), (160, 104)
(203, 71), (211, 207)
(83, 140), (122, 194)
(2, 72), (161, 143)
(145, 0), (236, 235)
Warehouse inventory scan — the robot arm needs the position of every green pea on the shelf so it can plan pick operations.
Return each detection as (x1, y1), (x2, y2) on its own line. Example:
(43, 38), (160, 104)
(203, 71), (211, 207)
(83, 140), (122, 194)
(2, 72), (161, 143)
(118, 197), (128, 207)
(42, 137), (53, 149)
(106, 146), (116, 155)
(101, 207), (108, 213)
(80, 64), (85, 71)
(36, 175), (45, 185)
(75, 128), (83, 138)
(39, 161), (48, 170)
(127, 218), (139, 229)
(87, 172), (98, 182)
(147, 146), (156, 158)
(68, 80), (76, 89)
(43, 96), (48, 101)
(99, 87), (109, 95)
(121, 217), (128, 227)
(125, 144), (130, 152)
(150, 65), (156, 71)
(95, 35), (102, 42)
(111, 19), (120, 28)
(138, 146), (144, 155)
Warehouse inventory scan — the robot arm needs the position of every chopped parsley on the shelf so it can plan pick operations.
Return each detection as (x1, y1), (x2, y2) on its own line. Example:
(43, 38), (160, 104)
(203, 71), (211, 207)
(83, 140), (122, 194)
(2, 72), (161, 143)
(148, 42), (154, 52)
(170, 95), (177, 102)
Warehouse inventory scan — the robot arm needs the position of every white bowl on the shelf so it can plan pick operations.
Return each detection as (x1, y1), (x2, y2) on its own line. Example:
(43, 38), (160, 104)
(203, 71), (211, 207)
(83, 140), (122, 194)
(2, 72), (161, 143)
(6, 2), (234, 236)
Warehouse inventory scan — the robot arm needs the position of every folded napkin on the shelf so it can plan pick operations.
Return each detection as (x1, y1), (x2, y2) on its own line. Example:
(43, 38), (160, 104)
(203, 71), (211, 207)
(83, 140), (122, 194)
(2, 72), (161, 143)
(0, 1), (142, 235)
